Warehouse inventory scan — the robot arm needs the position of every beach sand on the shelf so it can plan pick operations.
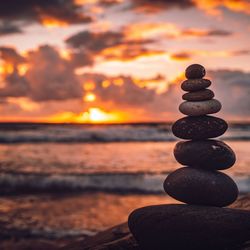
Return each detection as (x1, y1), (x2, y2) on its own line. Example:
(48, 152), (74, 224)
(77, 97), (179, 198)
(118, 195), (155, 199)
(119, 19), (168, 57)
(1, 194), (250, 250)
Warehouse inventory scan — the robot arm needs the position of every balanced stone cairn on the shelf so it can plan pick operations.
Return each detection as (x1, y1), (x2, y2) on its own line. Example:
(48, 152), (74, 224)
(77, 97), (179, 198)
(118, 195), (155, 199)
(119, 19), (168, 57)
(166, 63), (238, 207)
(128, 64), (250, 250)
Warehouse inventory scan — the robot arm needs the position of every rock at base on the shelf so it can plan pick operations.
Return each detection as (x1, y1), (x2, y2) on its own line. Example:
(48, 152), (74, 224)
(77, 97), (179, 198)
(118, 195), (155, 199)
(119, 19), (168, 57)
(128, 204), (250, 250)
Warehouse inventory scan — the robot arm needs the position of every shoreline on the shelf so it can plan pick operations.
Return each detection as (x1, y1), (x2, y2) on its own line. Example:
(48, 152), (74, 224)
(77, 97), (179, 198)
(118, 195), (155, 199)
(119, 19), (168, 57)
(1, 194), (250, 250)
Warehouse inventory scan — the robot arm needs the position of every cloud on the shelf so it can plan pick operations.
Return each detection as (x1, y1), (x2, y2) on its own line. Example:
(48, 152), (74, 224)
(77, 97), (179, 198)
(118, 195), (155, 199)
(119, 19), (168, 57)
(129, 0), (194, 13)
(69, 51), (94, 68)
(98, 0), (123, 7)
(80, 70), (250, 121)
(168, 49), (250, 61)
(123, 22), (233, 41)
(100, 44), (165, 61)
(170, 52), (191, 61)
(1, 54), (250, 121)
(0, 21), (22, 36)
(66, 30), (161, 62)
(229, 50), (250, 56)
(25, 45), (82, 101)
(0, 69), (30, 98)
(0, 45), (83, 102)
(180, 28), (233, 38)
(0, 0), (92, 28)
(194, 0), (250, 15)
(128, 0), (250, 15)
(66, 31), (124, 52)
(81, 73), (157, 107)
(0, 47), (26, 65)
(207, 70), (250, 117)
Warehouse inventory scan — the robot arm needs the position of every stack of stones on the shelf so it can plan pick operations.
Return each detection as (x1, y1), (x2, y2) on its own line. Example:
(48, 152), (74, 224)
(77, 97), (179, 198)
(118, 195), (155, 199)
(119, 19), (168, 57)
(165, 64), (238, 207)
(128, 64), (250, 250)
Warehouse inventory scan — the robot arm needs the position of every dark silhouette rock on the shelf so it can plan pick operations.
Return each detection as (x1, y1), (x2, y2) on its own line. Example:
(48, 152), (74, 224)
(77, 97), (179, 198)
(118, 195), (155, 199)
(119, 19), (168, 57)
(182, 89), (214, 101)
(172, 115), (228, 139)
(179, 99), (221, 116)
(181, 79), (211, 91)
(164, 167), (238, 207)
(185, 64), (206, 79)
(174, 140), (236, 170)
(128, 204), (250, 250)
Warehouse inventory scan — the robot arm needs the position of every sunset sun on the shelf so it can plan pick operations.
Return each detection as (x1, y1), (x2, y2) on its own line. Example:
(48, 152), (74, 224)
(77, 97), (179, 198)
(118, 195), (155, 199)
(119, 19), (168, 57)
(81, 107), (123, 123)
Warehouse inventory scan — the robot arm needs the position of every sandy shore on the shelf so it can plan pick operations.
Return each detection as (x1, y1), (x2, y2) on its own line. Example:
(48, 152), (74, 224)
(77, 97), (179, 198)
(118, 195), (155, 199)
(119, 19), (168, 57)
(1, 195), (250, 250)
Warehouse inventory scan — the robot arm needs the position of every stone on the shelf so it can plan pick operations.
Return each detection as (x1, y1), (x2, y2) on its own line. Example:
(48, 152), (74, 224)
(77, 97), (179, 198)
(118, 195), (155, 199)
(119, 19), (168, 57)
(185, 64), (206, 79)
(174, 140), (236, 170)
(172, 115), (228, 139)
(164, 167), (238, 207)
(179, 99), (221, 116)
(182, 89), (214, 101)
(181, 79), (211, 92)
(128, 204), (250, 250)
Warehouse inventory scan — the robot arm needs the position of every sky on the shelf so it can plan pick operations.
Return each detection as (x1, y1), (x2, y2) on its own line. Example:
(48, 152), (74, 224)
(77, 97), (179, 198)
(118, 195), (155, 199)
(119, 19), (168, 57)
(0, 0), (250, 123)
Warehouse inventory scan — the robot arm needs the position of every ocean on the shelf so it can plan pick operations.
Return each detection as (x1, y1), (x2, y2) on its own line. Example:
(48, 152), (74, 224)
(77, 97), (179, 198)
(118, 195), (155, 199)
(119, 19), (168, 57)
(0, 123), (250, 247)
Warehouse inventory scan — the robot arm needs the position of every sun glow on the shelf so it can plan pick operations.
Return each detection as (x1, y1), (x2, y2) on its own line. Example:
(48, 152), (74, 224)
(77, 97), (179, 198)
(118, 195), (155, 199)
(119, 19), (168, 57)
(81, 108), (122, 123)
(41, 18), (68, 28)
(84, 93), (96, 102)
(60, 49), (71, 60)
(18, 64), (29, 75)
(48, 108), (126, 123)
(0, 63), (14, 74)
(83, 80), (96, 90)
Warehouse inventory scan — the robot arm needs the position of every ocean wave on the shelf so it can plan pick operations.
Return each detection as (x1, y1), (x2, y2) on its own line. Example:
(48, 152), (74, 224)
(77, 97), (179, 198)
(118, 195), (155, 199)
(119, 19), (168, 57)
(0, 124), (177, 143)
(0, 123), (250, 143)
(0, 173), (166, 194)
(1, 172), (250, 195)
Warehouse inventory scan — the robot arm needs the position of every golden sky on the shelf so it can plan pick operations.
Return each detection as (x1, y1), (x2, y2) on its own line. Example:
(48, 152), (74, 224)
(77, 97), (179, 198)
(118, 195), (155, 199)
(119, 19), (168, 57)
(0, 0), (250, 123)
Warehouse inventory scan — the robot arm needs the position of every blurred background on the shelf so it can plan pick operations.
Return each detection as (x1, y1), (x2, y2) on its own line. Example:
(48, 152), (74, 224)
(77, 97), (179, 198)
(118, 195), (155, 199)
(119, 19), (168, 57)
(0, 0), (250, 249)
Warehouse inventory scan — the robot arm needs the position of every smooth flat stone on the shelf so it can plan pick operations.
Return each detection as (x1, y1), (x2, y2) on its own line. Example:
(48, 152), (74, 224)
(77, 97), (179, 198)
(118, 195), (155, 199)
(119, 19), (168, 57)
(181, 79), (211, 92)
(164, 167), (238, 207)
(174, 140), (236, 170)
(185, 64), (206, 79)
(172, 115), (228, 139)
(182, 89), (214, 101)
(179, 99), (221, 116)
(128, 204), (250, 250)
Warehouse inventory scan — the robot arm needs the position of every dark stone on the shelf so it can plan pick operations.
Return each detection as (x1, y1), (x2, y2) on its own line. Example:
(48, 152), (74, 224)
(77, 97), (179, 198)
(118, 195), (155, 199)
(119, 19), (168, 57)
(185, 64), (206, 79)
(128, 204), (250, 250)
(181, 79), (211, 91)
(179, 99), (221, 116)
(172, 115), (228, 139)
(182, 89), (214, 101)
(174, 140), (236, 170)
(164, 167), (238, 207)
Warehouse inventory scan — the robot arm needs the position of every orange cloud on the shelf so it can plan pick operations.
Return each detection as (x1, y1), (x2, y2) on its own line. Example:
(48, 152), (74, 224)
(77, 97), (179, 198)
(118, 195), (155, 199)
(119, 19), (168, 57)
(194, 0), (250, 15)
(129, 0), (250, 15)
(124, 23), (179, 39)
(100, 44), (166, 61)
(6, 97), (40, 111)
(170, 52), (192, 61)
(169, 49), (250, 61)
(123, 22), (232, 41)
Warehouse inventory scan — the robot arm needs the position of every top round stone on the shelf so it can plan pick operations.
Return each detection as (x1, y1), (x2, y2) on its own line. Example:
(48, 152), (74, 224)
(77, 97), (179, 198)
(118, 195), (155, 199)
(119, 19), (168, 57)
(185, 64), (206, 79)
